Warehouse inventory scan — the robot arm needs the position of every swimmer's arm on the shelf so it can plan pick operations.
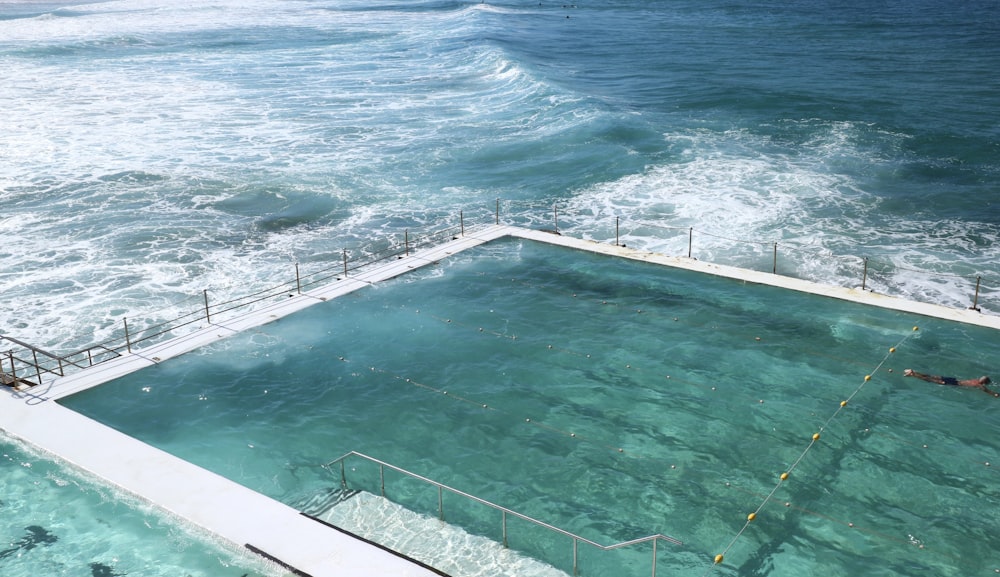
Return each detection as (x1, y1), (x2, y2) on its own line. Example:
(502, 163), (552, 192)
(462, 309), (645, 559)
(903, 369), (944, 384)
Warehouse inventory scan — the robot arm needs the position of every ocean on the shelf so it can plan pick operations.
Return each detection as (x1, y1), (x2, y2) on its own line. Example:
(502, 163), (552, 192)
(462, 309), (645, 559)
(2, 0), (999, 352)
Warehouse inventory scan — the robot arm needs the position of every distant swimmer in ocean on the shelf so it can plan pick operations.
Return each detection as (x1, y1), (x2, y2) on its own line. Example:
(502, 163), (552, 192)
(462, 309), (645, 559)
(904, 368), (999, 397)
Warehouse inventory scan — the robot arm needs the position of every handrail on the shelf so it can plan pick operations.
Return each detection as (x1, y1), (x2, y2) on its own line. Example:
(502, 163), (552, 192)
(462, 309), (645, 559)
(0, 223), (469, 389)
(322, 450), (682, 576)
(1, 335), (89, 374)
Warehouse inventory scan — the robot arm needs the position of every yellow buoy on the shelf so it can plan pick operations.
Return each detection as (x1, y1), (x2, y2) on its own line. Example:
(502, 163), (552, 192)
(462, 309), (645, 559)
(747, 512), (757, 521)
(913, 326), (919, 331)
(864, 374), (871, 381)
(889, 347), (896, 353)
(780, 472), (789, 481)
(840, 400), (848, 407)
(714, 554), (724, 564)
(812, 433), (821, 441)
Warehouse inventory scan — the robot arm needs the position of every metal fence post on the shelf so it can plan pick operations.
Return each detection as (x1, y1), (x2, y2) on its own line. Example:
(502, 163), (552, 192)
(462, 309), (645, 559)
(616, 216), (620, 247)
(123, 317), (132, 353)
(554, 204), (559, 232)
(343, 249), (348, 277)
(502, 511), (508, 548)
(652, 537), (658, 577)
(295, 263), (302, 294)
(33, 352), (43, 386)
(203, 289), (211, 323)
(971, 275), (982, 311)
(772, 242), (778, 274)
(32, 349), (46, 378)
(495, 199), (499, 225)
(6, 351), (16, 386)
(688, 227), (693, 258)
(405, 230), (410, 257)
(862, 257), (868, 291)
(573, 537), (579, 576)
(460, 210), (465, 236)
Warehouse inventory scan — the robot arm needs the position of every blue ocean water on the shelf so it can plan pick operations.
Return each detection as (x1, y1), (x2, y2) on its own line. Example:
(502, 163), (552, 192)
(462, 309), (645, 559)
(1, 0), (999, 350)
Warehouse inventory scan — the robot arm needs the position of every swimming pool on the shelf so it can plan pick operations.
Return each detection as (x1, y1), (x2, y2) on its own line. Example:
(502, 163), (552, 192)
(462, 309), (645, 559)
(0, 432), (284, 577)
(59, 238), (1000, 576)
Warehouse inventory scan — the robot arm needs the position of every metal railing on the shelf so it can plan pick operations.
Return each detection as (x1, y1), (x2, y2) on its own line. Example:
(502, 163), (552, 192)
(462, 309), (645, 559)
(616, 216), (993, 310)
(1, 222), (470, 389)
(321, 451), (683, 577)
(3, 200), (997, 391)
(518, 201), (994, 314)
(1, 335), (120, 389)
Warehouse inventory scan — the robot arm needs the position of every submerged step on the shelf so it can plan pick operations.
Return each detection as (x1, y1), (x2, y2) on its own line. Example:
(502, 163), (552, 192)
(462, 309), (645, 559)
(313, 491), (569, 577)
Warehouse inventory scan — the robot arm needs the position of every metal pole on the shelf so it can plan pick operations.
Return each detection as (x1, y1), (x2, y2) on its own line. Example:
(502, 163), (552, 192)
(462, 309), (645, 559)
(652, 537), (658, 577)
(502, 511), (508, 548)
(203, 289), (211, 323)
(405, 230), (410, 257)
(554, 204), (559, 232)
(343, 249), (348, 278)
(34, 353), (42, 387)
(438, 486), (443, 520)
(31, 349), (42, 377)
(124, 317), (132, 353)
(379, 464), (385, 497)
(772, 242), (778, 274)
(340, 461), (347, 488)
(573, 537), (579, 576)
(460, 210), (465, 236)
(616, 216), (620, 247)
(971, 275), (982, 311)
(688, 227), (693, 258)
(862, 257), (868, 291)
(495, 199), (499, 224)
(7, 351), (16, 386)
(295, 263), (301, 294)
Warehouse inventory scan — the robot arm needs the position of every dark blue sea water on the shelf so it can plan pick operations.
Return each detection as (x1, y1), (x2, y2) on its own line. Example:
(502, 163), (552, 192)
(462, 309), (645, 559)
(2, 0), (999, 349)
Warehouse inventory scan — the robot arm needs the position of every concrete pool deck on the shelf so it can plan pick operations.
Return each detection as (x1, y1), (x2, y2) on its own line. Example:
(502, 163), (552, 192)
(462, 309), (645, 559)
(3, 224), (999, 577)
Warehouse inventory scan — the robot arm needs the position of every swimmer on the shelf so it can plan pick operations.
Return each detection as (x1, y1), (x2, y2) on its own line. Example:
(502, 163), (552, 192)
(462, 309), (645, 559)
(903, 369), (998, 397)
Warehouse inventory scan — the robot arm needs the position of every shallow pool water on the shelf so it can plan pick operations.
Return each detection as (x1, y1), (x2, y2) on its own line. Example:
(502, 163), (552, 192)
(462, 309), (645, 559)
(0, 433), (285, 577)
(62, 238), (1000, 576)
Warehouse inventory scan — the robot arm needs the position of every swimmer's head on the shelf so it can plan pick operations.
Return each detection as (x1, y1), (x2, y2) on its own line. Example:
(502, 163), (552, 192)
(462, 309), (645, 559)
(979, 376), (991, 385)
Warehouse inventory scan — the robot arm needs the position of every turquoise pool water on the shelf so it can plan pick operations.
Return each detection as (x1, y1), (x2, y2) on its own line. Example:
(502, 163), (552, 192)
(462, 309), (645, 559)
(61, 239), (1000, 576)
(0, 433), (284, 577)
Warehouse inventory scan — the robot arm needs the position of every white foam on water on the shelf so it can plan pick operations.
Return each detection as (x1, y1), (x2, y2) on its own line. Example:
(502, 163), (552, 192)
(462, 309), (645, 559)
(556, 121), (1000, 312)
(2, 0), (584, 350)
(3, 0), (998, 351)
